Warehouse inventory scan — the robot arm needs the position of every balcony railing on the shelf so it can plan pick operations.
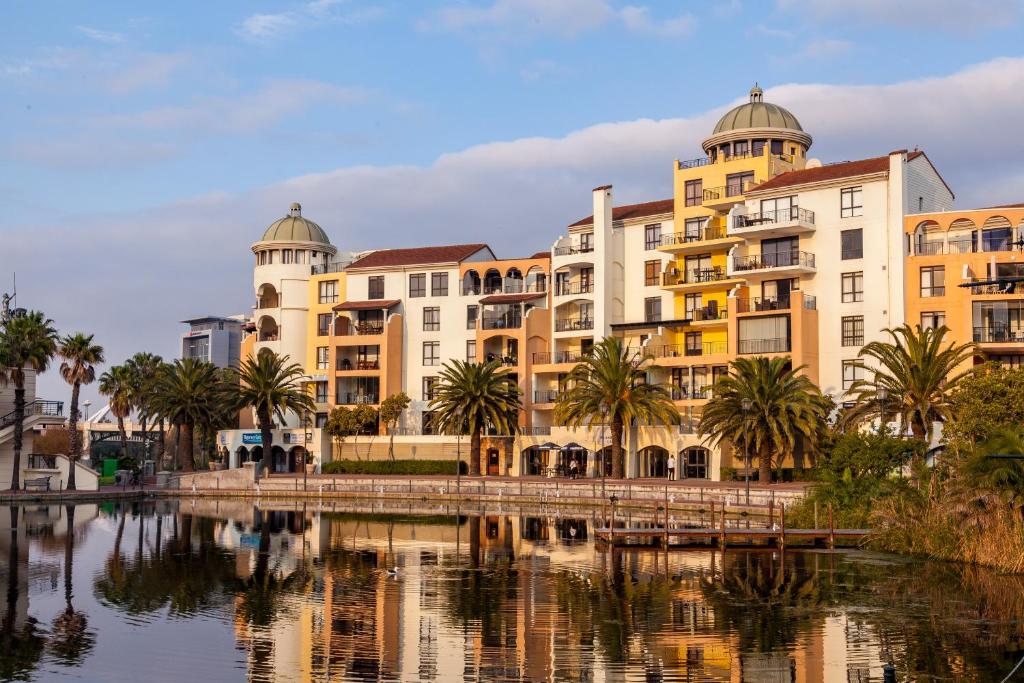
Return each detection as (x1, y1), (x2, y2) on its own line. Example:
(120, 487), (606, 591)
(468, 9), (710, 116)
(553, 241), (595, 257)
(659, 341), (728, 358)
(554, 317), (594, 332)
(660, 225), (727, 246)
(662, 267), (728, 286)
(738, 337), (791, 354)
(27, 454), (58, 470)
(678, 156), (711, 169)
(534, 389), (560, 403)
(533, 350), (587, 365)
(703, 179), (758, 203)
(733, 251), (816, 271)
(336, 393), (379, 405)
(554, 281), (594, 296)
(311, 260), (349, 275)
(735, 207), (815, 228)
(916, 241), (944, 256)
(1, 400), (65, 429)
(671, 385), (711, 401)
(336, 359), (380, 371)
(736, 296), (791, 313)
(341, 322), (385, 336)
(689, 306), (727, 322)
(973, 325), (1024, 343)
(481, 314), (522, 330)
(462, 280), (546, 296)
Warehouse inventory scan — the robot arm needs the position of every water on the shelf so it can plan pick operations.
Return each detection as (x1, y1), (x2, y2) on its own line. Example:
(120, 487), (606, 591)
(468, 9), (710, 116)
(1, 500), (1022, 682)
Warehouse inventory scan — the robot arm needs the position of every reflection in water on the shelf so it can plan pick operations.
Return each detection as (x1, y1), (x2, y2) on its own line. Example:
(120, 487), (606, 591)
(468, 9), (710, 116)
(0, 500), (1022, 681)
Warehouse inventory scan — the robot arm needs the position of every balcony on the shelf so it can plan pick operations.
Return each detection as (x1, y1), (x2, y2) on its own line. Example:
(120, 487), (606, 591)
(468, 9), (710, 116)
(554, 317), (594, 333)
(658, 341), (728, 358)
(336, 358), (380, 371)
(678, 156), (711, 170)
(336, 393), (379, 405)
(552, 241), (594, 257)
(731, 250), (816, 279)
(702, 179), (759, 209)
(311, 260), (349, 275)
(736, 296), (791, 314)
(554, 281), (594, 297)
(732, 207), (815, 238)
(964, 277), (1021, 295)
(688, 305), (728, 324)
(671, 385), (712, 401)
(738, 337), (791, 355)
(481, 313), (522, 330)
(533, 350), (587, 365)
(341, 322), (385, 336)
(533, 389), (560, 404)
(0, 400), (63, 429)
(661, 267), (741, 293)
(658, 225), (742, 255)
(973, 325), (1024, 344)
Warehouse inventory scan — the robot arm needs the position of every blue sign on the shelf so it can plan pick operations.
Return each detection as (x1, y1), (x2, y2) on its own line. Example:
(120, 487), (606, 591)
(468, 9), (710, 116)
(242, 433), (263, 445)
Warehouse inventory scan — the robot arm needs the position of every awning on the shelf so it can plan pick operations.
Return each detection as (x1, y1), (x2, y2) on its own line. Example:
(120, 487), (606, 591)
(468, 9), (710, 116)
(535, 442), (560, 450)
(478, 292), (547, 305)
(610, 318), (691, 331)
(333, 299), (401, 311)
(561, 442), (585, 451)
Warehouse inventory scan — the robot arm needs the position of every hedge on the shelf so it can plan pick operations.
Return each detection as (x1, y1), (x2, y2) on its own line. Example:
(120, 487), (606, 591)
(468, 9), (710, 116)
(321, 459), (468, 475)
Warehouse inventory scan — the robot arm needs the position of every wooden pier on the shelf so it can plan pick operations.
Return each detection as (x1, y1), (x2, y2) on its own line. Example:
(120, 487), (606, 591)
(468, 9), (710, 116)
(594, 526), (868, 549)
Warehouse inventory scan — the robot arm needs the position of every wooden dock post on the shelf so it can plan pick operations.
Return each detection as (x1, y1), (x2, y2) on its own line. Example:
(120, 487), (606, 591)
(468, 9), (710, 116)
(814, 500), (819, 530)
(768, 499), (774, 528)
(779, 503), (786, 549)
(828, 504), (835, 549)
(663, 484), (670, 550)
(719, 503), (726, 549)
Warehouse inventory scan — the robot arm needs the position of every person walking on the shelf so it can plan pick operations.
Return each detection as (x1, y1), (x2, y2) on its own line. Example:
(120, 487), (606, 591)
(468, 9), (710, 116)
(569, 457), (580, 479)
(667, 454), (676, 481)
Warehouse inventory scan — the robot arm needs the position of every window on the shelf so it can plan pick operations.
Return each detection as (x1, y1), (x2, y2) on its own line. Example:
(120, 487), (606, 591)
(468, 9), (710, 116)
(580, 267), (593, 288)
(579, 232), (593, 251)
(368, 276), (384, 299)
(841, 229), (863, 260)
(317, 313), (331, 336)
(282, 249), (293, 264)
(644, 297), (661, 323)
(466, 340), (477, 363)
(841, 272), (864, 303)
(841, 186), (863, 218)
(423, 307), (440, 331)
(726, 171), (754, 196)
(684, 293), (702, 318)
(318, 279), (339, 304)
(422, 376), (438, 401)
(738, 315), (790, 354)
(685, 179), (702, 207)
(315, 412), (328, 428)
(316, 346), (329, 369)
(644, 224), (661, 250)
(920, 266), (945, 297)
(644, 260), (660, 286)
(842, 360), (864, 390)
(315, 381), (328, 403)
(921, 311), (946, 331)
(295, 249), (305, 264)
(431, 272), (448, 296)
(841, 316), (864, 347)
(759, 195), (796, 218)
(466, 305), (478, 329)
(684, 331), (702, 355)
(423, 341), (440, 366)
(409, 273), (426, 297)
(684, 217), (708, 241)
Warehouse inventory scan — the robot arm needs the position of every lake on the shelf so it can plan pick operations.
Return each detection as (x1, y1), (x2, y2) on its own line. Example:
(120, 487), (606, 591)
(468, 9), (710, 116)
(1, 499), (1022, 682)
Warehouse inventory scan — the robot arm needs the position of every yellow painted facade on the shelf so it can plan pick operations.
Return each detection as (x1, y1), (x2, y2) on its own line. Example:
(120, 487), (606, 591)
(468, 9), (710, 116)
(306, 268), (347, 412)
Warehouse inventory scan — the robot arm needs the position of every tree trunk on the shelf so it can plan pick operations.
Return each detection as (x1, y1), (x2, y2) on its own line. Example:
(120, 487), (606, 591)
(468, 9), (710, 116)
(389, 430), (395, 462)
(67, 382), (81, 491)
(157, 419), (165, 467)
(10, 385), (25, 490)
(469, 429), (481, 476)
(258, 407), (274, 475)
(116, 415), (128, 462)
(469, 516), (481, 569)
(180, 422), (194, 472)
(610, 417), (625, 480)
(758, 444), (771, 485)
(139, 416), (148, 464)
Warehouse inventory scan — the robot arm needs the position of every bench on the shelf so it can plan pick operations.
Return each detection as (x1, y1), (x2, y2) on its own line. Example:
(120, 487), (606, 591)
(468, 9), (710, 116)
(23, 477), (50, 491)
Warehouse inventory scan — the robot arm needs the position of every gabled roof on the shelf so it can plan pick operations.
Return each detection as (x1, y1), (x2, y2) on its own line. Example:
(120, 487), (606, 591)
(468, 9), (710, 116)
(750, 151), (925, 193)
(347, 243), (492, 270)
(569, 198), (673, 228)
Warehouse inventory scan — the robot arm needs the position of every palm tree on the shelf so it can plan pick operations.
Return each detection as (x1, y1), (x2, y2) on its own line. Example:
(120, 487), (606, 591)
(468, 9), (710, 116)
(428, 359), (521, 476)
(98, 365), (134, 463)
(843, 324), (977, 444)
(125, 352), (163, 464)
(151, 358), (222, 471)
(58, 334), (104, 490)
(0, 311), (58, 490)
(555, 337), (678, 480)
(236, 352), (315, 474)
(699, 356), (829, 483)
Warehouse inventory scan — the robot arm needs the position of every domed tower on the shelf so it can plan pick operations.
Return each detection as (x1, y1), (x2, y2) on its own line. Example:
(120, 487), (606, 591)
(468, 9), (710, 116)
(251, 203), (337, 399)
(701, 84), (812, 165)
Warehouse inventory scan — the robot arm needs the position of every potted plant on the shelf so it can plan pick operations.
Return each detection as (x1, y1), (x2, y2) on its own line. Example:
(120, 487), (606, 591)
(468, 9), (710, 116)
(304, 450), (316, 475)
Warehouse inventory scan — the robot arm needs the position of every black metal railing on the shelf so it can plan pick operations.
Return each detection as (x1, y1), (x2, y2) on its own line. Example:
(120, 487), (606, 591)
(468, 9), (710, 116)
(341, 322), (385, 336)
(689, 306), (727, 322)
(311, 260), (349, 275)
(533, 390), (560, 403)
(336, 393), (379, 405)
(481, 314), (522, 330)
(735, 207), (815, 228)
(736, 296), (791, 313)
(659, 341), (728, 358)
(554, 281), (594, 296)
(662, 267), (728, 286)
(0, 400), (64, 429)
(554, 317), (594, 332)
(678, 156), (711, 169)
(533, 350), (587, 365)
(336, 359), (380, 371)
(27, 454), (58, 470)
(738, 337), (790, 354)
(671, 385), (712, 401)
(660, 225), (727, 246)
(553, 241), (595, 257)
(703, 179), (759, 203)
(733, 250), (816, 271)
(974, 325), (1024, 343)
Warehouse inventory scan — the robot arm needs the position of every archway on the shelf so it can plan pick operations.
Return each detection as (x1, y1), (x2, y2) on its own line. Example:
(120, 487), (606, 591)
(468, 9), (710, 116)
(289, 446), (307, 473)
(982, 215), (1013, 252)
(256, 283), (280, 309)
(639, 445), (669, 478)
(463, 269), (481, 295)
(522, 446), (546, 476)
(250, 446), (264, 465)
(271, 445), (288, 473)
(525, 265), (546, 293)
(913, 220), (942, 255)
(947, 218), (976, 254)
(486, 448), (500, 476)
(235, 446), (250, 468)
(483, 268), (503, 294)
(681, 446), (710, 479)
(505, 267), (523, 293)
(257, 315), (279, 342)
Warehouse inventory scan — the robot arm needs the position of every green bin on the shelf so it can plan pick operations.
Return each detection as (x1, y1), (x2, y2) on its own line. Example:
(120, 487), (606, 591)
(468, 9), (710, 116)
(102, 459), (119, 477)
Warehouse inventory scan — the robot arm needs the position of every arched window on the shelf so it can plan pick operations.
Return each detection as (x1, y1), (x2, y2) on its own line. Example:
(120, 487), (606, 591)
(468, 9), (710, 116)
(982, 216), (1013, 252)
(525, 265), (547, 293)
(483, 268), (503, 295)
(914, 220), (942, 255)
(947, 218), (977, 254)
(462, 269), (481, 295)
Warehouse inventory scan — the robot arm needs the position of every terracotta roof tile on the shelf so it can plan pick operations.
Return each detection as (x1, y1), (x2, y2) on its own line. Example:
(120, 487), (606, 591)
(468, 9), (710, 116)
(569, 198), (673, 228)
(751, 151), (924, 193)
(347, 243), (491, 269)
(333, 299), (402, 311)
(478, 292), (547, 305)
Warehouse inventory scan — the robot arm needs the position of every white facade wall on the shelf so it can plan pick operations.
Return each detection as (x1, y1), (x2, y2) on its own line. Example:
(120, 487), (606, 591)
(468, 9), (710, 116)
(620, 217), (674, 325)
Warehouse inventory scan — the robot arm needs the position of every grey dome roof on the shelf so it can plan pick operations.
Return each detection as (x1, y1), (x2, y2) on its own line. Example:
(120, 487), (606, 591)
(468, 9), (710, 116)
(261, 203), (331, 244)
(713, 86), (803, 134)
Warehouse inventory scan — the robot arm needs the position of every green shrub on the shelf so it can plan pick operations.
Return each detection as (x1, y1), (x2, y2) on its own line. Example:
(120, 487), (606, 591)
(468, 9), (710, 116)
(98, 475), (116, 486)
(321, 459), (467, 475)
(719, 467), (737, 481)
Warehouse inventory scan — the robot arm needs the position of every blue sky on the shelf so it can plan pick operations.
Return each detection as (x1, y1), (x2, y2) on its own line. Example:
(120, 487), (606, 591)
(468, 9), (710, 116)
(2, 0), (1024, 403)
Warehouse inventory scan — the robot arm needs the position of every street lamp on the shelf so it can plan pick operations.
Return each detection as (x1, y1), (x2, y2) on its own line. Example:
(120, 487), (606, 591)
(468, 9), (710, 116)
(740, 397), (752, 505)
(876, 386), (889, 435)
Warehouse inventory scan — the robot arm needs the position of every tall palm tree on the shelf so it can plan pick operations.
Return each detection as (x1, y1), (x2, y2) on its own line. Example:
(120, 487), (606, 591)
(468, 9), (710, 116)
(236, 352), (315, 474)
(151, 358), (222, 471)
(843, 324), (977, 444)
(58, 334), (104, 490)
(555, 337), (678, 480)
(98, 365), (134, 463)
(125, 352), (163, 464)
(0, 311), (58, 490)
(429, 359), (521, 476)
(699, 356), (829, 483)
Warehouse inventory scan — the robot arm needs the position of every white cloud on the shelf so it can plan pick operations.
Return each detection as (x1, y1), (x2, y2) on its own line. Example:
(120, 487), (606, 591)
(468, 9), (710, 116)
(777, 0), (1024, 30)
(237, 1), (383, 41)
(76, 25), (125, 44)
(105, 52), (191, 94)
(12, 57), (1024, 404)
(619, 5), (694, 37)
(1, 48), (74, 77)
(237, 13), (297, 40)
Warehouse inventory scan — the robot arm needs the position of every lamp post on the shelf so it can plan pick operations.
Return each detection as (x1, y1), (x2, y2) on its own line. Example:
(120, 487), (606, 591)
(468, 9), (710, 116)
(876, 386), (889, 436)
(741, 397), (752, 505)
(82, 400), (92, 463)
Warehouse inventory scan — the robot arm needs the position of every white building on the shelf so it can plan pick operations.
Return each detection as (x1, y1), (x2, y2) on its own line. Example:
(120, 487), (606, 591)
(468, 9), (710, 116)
(180, 315), (244, 368)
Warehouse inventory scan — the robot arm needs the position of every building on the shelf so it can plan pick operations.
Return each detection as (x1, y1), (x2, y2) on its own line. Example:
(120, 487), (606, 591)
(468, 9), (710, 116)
(180, 315), (244, 368)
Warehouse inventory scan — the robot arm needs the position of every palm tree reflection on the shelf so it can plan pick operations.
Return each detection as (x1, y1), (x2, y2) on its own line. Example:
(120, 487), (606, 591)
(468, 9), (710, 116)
(48, 505), (96, 665)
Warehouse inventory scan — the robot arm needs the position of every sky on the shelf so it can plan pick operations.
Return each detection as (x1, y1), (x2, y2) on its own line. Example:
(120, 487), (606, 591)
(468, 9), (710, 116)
(2, 0), (1024, 407)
